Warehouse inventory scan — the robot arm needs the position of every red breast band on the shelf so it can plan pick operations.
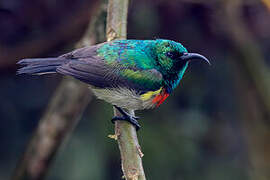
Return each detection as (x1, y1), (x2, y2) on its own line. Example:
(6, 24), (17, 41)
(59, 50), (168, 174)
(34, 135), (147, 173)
(152, 90), (169, 107)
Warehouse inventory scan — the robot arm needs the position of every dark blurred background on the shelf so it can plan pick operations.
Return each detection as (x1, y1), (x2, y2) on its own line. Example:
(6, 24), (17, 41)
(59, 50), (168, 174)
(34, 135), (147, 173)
(1, 0), (270, 179)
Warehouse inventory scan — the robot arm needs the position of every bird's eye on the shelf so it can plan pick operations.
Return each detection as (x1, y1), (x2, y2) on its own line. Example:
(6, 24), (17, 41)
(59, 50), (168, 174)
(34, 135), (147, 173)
(166, 52), (173, 58)
(166, 51), (183, 60)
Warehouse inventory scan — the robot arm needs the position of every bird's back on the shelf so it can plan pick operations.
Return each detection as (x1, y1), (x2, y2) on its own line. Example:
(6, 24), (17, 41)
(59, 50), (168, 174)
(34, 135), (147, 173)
(97, 40), (157, 69)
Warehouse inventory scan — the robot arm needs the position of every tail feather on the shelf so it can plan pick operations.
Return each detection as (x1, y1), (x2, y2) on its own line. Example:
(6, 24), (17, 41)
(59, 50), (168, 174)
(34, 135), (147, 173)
(17, 58), (68, 75)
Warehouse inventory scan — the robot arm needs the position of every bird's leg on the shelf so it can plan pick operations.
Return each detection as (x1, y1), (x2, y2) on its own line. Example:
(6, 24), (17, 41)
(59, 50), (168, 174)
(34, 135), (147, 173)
(111, 105), (141, 131)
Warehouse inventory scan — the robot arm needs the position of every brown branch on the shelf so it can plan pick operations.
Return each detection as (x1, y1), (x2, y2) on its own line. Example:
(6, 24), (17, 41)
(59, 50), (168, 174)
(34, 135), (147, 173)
(12, 78), (92, 180)
(12, 1), (107, 180)
(106, 0), (146, 179)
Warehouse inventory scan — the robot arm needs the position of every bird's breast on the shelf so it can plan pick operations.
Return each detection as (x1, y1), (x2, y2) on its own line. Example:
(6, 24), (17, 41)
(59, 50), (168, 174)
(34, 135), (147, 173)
(90, 86), (154, 110)
(90, 86), (169, 110)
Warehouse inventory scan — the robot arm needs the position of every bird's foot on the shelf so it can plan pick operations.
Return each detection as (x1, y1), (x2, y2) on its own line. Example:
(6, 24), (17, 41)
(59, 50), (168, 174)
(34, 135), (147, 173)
(111, 105), (141, 131)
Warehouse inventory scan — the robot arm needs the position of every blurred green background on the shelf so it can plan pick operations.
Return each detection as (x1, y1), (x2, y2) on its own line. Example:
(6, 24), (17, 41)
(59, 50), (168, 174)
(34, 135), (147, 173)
(1, 0), (270, 179)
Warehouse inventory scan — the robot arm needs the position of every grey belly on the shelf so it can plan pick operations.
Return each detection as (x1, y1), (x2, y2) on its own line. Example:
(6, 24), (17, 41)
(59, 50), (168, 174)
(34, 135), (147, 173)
(90, 86), (155, 110)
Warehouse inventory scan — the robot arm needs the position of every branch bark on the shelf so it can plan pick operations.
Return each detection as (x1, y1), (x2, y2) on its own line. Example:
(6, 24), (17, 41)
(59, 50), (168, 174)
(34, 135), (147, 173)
(12, 1), (106, 179)
(106, 0), (146, 180)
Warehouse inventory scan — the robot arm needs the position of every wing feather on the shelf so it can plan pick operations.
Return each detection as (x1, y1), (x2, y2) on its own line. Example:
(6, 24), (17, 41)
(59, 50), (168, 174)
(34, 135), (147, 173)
(56, 44), (163, 93)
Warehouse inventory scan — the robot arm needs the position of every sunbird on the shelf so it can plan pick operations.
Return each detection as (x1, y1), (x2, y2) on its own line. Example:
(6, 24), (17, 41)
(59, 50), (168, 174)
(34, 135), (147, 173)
(17, 39), (210, 130)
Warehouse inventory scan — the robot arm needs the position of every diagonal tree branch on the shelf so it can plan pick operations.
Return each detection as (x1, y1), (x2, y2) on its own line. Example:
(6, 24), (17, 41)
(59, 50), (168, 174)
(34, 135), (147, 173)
(106, 0), (146, 179)
(12, 1), (106, 179)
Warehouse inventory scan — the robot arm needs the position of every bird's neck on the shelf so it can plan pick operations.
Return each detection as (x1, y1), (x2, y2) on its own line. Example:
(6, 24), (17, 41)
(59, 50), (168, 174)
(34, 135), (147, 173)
(163, 62), (189, 93)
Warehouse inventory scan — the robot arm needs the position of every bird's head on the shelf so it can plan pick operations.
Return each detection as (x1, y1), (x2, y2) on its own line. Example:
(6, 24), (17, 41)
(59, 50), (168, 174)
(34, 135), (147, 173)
(154, 39), (210, 89)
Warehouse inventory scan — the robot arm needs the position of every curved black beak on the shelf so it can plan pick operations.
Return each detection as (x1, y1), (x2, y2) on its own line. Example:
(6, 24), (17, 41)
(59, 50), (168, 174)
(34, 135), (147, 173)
(181, 53), (211, 65)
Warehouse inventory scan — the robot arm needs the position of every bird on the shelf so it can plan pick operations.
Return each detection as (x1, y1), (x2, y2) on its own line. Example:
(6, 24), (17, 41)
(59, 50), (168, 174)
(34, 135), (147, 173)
(17, 39), (210, 130)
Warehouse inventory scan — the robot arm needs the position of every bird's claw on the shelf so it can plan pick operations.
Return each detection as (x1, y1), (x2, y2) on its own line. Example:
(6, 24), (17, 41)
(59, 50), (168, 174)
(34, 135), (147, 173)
(112, 106), (141, 131)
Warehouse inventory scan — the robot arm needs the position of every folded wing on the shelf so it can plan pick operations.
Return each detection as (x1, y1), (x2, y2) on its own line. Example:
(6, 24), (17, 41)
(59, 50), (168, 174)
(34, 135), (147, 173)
(56, 46), (163, 93)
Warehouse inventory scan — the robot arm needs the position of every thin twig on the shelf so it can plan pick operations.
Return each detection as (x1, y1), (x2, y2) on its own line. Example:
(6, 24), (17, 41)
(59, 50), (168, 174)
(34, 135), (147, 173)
(12, 1), (106, 179)
(106, 0), (146, 179)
